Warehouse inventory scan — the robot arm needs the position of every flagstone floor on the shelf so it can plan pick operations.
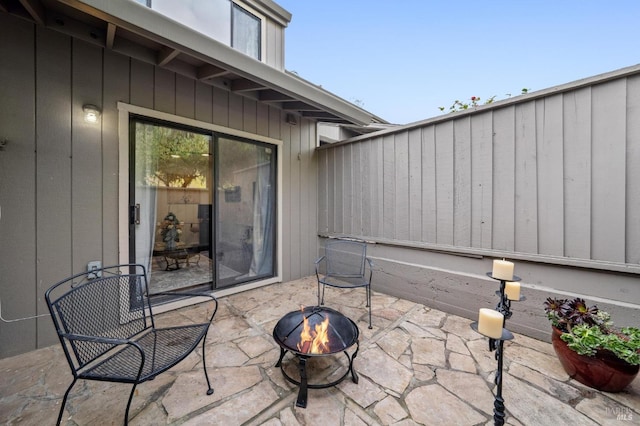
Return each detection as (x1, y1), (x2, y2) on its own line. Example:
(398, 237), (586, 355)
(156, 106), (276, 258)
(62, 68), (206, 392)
(1, 276), (638, 425)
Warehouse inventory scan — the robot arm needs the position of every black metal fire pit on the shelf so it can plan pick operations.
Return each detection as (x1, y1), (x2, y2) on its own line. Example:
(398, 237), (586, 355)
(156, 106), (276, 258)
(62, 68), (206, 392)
(273, 306), (359, 408)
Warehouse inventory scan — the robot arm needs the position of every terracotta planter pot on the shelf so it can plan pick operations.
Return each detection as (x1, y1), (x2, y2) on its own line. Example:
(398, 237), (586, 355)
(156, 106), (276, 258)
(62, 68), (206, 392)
(551, 327), (639, 392)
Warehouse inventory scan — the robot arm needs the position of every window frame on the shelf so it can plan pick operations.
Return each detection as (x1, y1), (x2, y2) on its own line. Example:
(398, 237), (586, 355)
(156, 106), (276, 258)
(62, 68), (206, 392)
(117, 102), (283, 297)
(230, 0), (266, 61)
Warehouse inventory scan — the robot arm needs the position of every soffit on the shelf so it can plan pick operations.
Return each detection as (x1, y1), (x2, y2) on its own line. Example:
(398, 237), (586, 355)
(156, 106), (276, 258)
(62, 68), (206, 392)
(2, 0), (381, 125)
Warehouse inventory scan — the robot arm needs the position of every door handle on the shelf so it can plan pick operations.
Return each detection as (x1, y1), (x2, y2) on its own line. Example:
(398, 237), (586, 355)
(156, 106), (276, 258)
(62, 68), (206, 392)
(130, 204), (141, 225)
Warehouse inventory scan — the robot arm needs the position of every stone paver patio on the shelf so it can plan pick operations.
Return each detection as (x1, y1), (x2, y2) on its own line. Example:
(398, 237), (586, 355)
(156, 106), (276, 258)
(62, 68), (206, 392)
(1, 276), (638, 425)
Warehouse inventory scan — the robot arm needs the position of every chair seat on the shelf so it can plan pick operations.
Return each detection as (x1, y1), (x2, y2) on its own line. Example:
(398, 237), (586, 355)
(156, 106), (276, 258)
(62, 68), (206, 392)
(80, 324), (210, 383)
(319, 275), (370, 289)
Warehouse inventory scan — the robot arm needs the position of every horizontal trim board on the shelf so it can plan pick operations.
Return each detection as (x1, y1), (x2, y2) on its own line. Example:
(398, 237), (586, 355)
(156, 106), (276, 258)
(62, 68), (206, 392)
(318, 233), (640, 275)
(118, 101), (281, 145)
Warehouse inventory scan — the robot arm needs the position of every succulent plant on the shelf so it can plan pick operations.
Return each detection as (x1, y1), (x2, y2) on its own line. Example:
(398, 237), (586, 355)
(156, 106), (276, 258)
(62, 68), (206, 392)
(544, 297), (640, 365)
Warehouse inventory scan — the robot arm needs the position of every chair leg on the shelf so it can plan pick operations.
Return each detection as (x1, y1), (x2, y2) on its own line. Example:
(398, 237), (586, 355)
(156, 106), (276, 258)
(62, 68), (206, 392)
(201, 337), (214, 395)
(124, 383), (138, 425)
(56, 377), (77, 426)
(367, 286), (372, 329)
(318, 282), (326, 306)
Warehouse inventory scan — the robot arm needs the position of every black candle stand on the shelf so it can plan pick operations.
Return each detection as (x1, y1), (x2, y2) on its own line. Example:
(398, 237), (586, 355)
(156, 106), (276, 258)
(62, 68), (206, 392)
(471, 273), (523, 426)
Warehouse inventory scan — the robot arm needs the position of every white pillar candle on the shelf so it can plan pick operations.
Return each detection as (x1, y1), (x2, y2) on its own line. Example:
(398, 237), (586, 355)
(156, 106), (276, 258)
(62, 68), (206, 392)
(478, 308), (504, 339)
(505, 281), (521, 301)
(492, 259), (514, 281)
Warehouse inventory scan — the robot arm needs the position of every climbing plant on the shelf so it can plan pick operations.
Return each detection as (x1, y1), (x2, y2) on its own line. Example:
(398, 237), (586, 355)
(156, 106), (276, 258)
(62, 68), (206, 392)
(439, 88), (529, 113)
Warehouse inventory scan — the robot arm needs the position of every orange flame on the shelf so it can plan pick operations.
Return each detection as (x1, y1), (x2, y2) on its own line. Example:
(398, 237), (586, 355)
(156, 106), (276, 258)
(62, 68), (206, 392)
(297, 313), (330, 354)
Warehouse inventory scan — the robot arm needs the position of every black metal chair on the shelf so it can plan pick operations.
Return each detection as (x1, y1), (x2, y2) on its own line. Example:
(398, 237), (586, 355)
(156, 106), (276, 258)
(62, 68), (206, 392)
(315, 240), (374, 329)
(45, 264), (218, 425)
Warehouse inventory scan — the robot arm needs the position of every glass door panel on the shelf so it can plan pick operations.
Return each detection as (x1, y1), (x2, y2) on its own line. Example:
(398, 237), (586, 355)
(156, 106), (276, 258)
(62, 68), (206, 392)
(216, 137), (276, 287)
(132, 119), (213, 294)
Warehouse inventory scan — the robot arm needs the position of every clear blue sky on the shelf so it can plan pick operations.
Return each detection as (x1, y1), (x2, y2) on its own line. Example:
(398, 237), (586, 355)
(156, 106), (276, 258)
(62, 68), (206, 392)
(276, 1), (640, 124)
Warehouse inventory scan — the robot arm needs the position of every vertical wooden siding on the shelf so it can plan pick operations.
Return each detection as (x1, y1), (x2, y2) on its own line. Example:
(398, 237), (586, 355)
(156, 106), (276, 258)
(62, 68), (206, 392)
(0, 14), (317, 357)
(319, 73), (640, 268)
(264, 18), (284, 70)
(0, 14), (37, 356)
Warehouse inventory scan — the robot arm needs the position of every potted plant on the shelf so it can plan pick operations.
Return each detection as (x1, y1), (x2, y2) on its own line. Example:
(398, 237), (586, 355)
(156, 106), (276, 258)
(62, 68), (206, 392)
(160, 212), (182, 251)
(543, 297), (640, 392)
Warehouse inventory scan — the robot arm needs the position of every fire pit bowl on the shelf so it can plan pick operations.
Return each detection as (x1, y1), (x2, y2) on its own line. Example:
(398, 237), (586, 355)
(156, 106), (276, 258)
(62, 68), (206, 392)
(273, 306), (359, 408)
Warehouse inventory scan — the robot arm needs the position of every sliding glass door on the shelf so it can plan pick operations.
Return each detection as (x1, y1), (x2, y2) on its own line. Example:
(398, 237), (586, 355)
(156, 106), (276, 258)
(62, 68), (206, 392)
(130, 117), (276, 295)
(215, 137), (276, 287)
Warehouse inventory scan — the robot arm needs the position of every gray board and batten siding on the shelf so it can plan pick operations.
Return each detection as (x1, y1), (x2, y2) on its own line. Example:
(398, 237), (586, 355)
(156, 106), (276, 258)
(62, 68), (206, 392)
(318, 65), (640, 341)
(0, 12), (318, 358)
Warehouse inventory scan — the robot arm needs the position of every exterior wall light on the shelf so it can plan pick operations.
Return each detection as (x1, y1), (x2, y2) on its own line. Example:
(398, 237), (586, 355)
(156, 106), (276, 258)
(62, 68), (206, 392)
(285, 113), (298, 126)
(83, 104), (101, 123)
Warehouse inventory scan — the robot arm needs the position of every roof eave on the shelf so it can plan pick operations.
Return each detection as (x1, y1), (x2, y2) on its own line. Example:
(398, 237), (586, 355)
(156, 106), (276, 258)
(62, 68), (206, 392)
(58, 0), (374, 126)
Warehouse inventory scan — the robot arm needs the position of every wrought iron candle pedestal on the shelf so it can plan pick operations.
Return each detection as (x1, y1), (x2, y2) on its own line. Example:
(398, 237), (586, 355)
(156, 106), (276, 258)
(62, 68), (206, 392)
(471, 273), (524, 426)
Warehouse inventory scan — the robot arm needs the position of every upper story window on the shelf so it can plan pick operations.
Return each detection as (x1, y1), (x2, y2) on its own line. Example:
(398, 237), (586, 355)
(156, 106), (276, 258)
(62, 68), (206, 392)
(232, 3), (261, 60)
(139, 0), (263, 61)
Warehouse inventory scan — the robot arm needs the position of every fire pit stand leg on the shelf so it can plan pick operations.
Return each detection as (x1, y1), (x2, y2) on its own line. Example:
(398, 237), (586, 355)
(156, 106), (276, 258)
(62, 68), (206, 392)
(348, 340), (360, 384)
(275, 347), (287, 368)
(275, 348), (359, 409)
(296, 357), (309, 408)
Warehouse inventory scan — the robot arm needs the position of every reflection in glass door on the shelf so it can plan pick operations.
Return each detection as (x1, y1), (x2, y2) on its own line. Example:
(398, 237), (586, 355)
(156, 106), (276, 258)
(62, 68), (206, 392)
(130, 118), (277, 294)
(131, 119), (213, 294)
(216, 137), (276, 287)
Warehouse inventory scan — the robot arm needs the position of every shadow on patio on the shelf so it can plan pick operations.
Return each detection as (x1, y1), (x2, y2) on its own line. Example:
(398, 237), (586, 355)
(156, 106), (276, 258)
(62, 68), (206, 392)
(1, 277), (638, 425)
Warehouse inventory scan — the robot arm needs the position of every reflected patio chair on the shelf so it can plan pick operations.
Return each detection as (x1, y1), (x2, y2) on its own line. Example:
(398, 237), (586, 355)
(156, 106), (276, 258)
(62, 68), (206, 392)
(315, 240), (373, 329)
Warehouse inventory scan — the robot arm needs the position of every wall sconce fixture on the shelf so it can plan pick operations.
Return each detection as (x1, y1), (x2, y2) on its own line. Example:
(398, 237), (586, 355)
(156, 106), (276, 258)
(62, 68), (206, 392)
(83, 104), (101, 123)
(285, 113), (298, 126)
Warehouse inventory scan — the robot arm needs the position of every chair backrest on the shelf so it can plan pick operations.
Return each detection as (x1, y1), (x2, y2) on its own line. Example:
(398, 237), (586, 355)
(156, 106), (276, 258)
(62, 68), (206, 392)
(324, 240), (367, 278)
(45, 264), (150, 370)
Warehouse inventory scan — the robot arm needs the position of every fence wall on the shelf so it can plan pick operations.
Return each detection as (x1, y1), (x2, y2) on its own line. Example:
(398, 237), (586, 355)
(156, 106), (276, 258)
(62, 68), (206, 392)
(318, 65), (640, 340)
